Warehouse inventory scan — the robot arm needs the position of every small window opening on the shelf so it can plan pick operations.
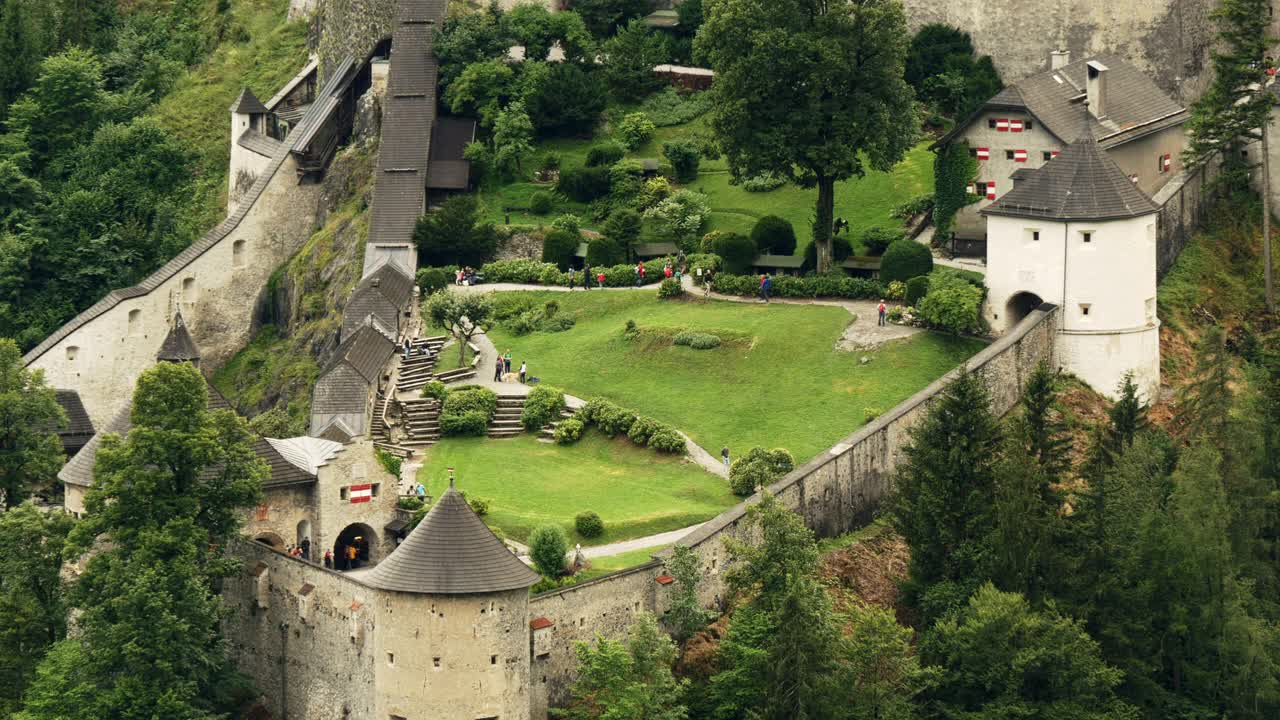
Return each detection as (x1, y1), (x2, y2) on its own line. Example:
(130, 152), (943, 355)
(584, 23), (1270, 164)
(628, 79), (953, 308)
(1025, 119), (1034, 130)
(1005, 149), (1015, 160)
(1031, 230), (1040, 241)
(232, 239), (247, 268)
(1042, 151), (1052, 161)
(1080, 303), (1092, 317)
(371, 483), (380, 498)
(387, 652), (395, 666)
(66, 346), (79, 361)
(433, 656), (441, 669)
(1082, 232), (1093, 243)
(987, 118), (997, 129)
(490, 654), (498, 665)
(340, 487), (349, 500)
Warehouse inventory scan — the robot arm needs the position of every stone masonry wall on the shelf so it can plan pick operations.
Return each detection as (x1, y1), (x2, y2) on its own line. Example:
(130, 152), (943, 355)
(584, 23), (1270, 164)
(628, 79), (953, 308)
(313, 0), (396, 80)
(1151, 160), (1217, 280)
(525, 306), (1061, 719)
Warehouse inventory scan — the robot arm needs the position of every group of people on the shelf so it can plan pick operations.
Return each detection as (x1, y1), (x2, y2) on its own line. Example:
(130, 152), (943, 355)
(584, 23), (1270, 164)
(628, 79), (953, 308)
(286, 537), (312, 561)
(326, 543), (362, 571)
(454, 267), (480, 286)
(493, 348), (528, 383)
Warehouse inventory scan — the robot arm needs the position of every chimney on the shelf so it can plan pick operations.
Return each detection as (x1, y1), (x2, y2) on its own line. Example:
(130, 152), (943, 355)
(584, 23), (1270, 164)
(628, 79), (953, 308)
(1050, 49), (1070, 70)
(1086, 61), (1109, 119)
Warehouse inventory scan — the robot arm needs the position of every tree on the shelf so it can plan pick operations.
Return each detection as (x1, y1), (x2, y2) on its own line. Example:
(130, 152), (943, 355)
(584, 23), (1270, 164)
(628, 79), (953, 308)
(665, 545), (711, 642)
(750, 215), (796, 256)
(501, 5), (593, 63)
(424, 291), (495, 369)
(446, 58), (516, 128)
(434, 6), (509, 96)
(1016, 362), (1070, 480)
(603, 208), (642, 249)
(1183, 0), (1273, 309)
(662, 140), (700, 184)
(711, 232), (756, 274)
(570, 0), (649, 38)
(6, 47), (106, 173)
(0, 503), (74, 715)
(1174, 325), (1234, 442)
(524, 62), (607, 136)
(920, 583), (1138, 719)
(554, 612), (688, 720)
(0, 0), (39, 117)
(727, 446), (794, 496)
(837, 602), (934, 720)
(542, 228), (581, 270)
(413, 194), (499, 267)
(890, 370), (1001, 623)
(0, 338), (64, 508)
(529, 523), (568, 581)
(879, 238), (933, 284)
(601, 20), (665, 101)
(905, 25), (1002, 117)
(697, 0), (916, 272)
(492, 100), (535, 179)
(587, 236), (624, 267)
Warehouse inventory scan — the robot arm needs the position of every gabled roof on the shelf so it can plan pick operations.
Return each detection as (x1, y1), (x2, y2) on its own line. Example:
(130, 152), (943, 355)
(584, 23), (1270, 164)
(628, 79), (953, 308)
(266, 437), (343, 474)
(238, 129), (284, 158)
(311, 324), (396, 416)
(426, 117), (475, 190)
(982, 118), (1159, 222)
(935, 54), (1188, 150)
(364, 485), (540, 594)
(59, 402), (131, 488)
(230, 87), (269, 115)
(54, 390), (94, 438)
(341, 265), (414, 340)
(156, 314), (200, 362)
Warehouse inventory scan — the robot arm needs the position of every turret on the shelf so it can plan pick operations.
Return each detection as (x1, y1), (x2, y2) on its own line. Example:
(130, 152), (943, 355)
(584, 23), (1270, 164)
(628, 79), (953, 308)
(228, 88), (270, 211)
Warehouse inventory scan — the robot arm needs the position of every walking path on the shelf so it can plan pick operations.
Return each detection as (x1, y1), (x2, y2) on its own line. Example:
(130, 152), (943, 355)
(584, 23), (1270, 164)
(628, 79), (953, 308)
(580, 523), (704, 559)
(914, 226), (988, 275)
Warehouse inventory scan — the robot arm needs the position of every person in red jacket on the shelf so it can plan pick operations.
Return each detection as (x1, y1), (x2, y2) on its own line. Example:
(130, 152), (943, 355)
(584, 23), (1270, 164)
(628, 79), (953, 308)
(877, 299), (887, 326)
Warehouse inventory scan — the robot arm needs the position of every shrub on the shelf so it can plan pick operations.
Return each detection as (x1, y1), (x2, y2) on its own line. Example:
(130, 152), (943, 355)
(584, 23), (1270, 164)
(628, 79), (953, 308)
(554, 418), (584, 444)
(376, 448), (402, 478)
(886, 280), (906, 300)
(524, 63), (606, 136)
(441, 387), (497, 435)
(916, 270), (984, 334)
(551, 213), (583, 234)
(638, 175), (673, 208)
(540, 152), (561, 173)
(423, 380), (449, 401)
(587, 141), (627, 167)
(688, 333), (721, 349)
(712, 232), (758, 274)
(634, 87), (713, 126)
(440, 409), (490, 436)
(529, 524), (569, 579)
(575, 511), (605, 539)
(541, 228), (581, 270)
(879, 238), (933, 284)
(750, 215), (797, 255)
(859, 227), (904, 256)
(587, 236), (625, 267)
(542, 316), (576, 332)
(557, 165), (612, 202)
(529, 190), (555, 215)
(740, 172), (786, 192)
(643, 190), (710, 241)
(468, 496), (491, 516)
(892, 193), (934, 219)
(414, 194), (499, 267)
(658, 277), (683, 299)
(539, 264), (568, 286)
(416, 266), (453, 294)
(648, 428), (686, 453)
(617, 111), (656, 149)
(627, 416), (661, 444)
(662, 140), (700, 183)
(603, 208), (642, 246)
(585, 399), (635, 436)
(905, 275), (930, 306)
(397, 496), (424, 511)
(728, 447), (794, 496)
(521, 384), (567, 430)
(802, 234), (853, 271)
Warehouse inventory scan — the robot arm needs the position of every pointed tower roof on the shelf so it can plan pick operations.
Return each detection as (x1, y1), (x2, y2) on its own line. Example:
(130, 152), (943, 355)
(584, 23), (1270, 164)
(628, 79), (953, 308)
(229, 87), (268, 115)
(982, 106), (1159, 222)
(156, 314), (200, 363)
(364, 484), (540, 594)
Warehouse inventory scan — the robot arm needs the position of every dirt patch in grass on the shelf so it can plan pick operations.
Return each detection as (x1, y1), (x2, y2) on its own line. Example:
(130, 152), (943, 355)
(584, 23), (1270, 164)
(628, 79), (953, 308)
(819, 529), (909, 616)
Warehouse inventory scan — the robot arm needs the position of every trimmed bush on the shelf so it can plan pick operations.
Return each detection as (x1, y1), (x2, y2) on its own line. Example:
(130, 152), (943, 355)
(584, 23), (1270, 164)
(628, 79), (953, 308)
(627, 416), (661, 444)
(596, 404), (637, 436)
(586, 236), (625, 267)
(440, 409), (489, 436)
(397, 496), (424, 511)
(575, 511), (605, 539)
(617, 111), (656, 149)
(662, 140), (700, 183)
(711, 232), (757, 274)
(423, 380), (449, 401)
(468, 496), (491, 516)
(521, 385), (567, 430)
(440, 387), (497, 436)
(879, 238), (934, 284)
(886, 280), (906, 301)
(554, 418), (584, 444)
(416, 266), (453, 294)
(647, 427), (686, 453)
(750, 215), (797, 255)
(905, 275), (930, 306)
(602, 208), (642, 246)
(658, 277), (683, 299)
(728, 447), (795, 496)
(916, 270), (985, 334)
(541, 228), (580, 271)
(587, 141), (627, 167)
(802, 234), (853, 271)
(859, 227), (904, 256)
(557, 165), (612, 202)
(376, 448), (402, 478)
(689, 333), (721, 349)
(529, 190), (555, 215)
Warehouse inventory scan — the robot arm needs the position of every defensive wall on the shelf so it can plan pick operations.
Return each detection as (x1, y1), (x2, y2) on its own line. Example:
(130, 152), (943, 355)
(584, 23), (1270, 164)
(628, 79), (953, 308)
(1152, 160), (1218, 279)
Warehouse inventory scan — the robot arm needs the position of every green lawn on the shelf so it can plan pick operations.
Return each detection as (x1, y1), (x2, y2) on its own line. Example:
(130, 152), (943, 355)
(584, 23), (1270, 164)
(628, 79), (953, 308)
(415, 432), (736, 545)
(433, 341), (476, 373)
(578, 545), (669, 581)
(487, 291), (985, 462)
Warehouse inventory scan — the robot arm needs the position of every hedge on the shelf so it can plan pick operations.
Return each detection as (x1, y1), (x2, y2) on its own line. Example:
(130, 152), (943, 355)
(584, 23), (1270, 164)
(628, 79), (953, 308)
(750, 215), (797, 255)
(556, 165), (612, 202)
(440, 387), (498, 436)
(586, 141), (626, 167)
(880, 239), (933, 284)
(905, 275), (930, 306)
(521, 385), (567, 430)
(710, 273), (883, 299)
(579, 397), (685, 453)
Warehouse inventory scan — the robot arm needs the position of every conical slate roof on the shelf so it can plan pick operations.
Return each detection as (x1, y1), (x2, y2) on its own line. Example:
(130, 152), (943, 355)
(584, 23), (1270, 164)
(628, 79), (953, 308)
(229, 87), (268, 115)
(156, 314), (200, 362)
(364, 485), (540, 594)
(982, 112), (1159, 222)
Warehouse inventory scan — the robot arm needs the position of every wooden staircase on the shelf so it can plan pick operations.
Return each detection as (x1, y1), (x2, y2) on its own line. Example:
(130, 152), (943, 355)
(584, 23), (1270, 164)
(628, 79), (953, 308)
(371, 392), (391, 443)
(435, 366), (477, 383)
(488, 395), (526, 439)
(396, 336), (446, 393)
(400, 398), (441, 447)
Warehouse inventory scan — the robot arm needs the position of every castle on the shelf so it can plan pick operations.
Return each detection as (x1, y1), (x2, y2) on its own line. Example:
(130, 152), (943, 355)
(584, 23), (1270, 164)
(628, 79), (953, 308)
(27, 0), (1233, 716)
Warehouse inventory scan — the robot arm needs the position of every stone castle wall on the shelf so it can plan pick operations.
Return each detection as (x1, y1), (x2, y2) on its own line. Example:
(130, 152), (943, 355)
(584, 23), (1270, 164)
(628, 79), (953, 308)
(312, 0), (396, 80)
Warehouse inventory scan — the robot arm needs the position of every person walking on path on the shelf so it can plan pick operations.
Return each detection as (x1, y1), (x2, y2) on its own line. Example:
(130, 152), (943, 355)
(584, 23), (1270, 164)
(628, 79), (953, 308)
(703, 268), (714, 298)
(759, 274), (772, 303)
(583, 263), (592, 289)
(402, 337), (411, 361)
(568, 269), (576, 291)
(721, 446), (730, 469)
(597, 270), (606, 287)
(323, 549), (333, 569)
(301, 537), (311, 561)
(877, 299), (887, 327)
(503, 350), (512, 375)
(518, 361), (528, 384)
(634, 261), (646, 287)
(494, 355), (504, 382)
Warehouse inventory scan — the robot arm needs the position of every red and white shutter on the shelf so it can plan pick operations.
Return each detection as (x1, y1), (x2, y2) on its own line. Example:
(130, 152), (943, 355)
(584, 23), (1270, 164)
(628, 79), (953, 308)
(986, 182), (997, 200)
(349, 484), (373, 503)
(995, 118), (1010, 132)
(1013, 149), (1028, 163)
(976, 147), (990, 161)
(1051, 150), (1060, 158)
(1009, 119), (1024, 132)
(1163, 153), (1172, 171)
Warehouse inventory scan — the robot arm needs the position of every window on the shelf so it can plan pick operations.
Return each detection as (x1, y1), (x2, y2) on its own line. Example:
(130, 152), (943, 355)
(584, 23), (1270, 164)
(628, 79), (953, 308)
(1242, 149), (1249, 159)
(1081, 231), (1093, 243)
(340, 487), (349, 500)
(1042, 151), (1053, 161)
(387, 652), (395, 666)
(371, 483), (381, 498)
(968, 147), (977, 157)
(1005, 149), (1015, 160)
(432, 656), (441, 669)
(988, 118), (997, 129)
(490, 654), (498, 665)
(1079, 303), (1092, 317)
(1025, 119), (1034, 130)
(182, 277), (196, 302)
(66, 346), (78, 362)
(1158, 153), (1172, 174)
(232, 239), (247, 268)
(975, 181), (988, 197)
(1026, 229), (1040, 242)
(127, 309), (142, 336)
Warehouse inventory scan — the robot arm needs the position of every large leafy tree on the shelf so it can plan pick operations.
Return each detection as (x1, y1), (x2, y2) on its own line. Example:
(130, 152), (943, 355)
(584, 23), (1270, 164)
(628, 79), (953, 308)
(18, 362), (265, 720)
(697, 0), (917, 271)
(554, 612), (688, 720)
(0, 338), (64, 508)
(664, 544), (712, 642)
(425, 290), (495, 369)
(413, 194), (499, 267)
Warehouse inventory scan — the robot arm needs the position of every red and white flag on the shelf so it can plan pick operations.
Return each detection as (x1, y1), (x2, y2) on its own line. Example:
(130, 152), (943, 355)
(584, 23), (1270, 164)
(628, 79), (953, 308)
(350, 484), (373, 503)
(1162, 154), (1172, 171)
(1051, 150), (1060, 158)
(996, 118), (1010, 132)
(986, 182), (997, 200)
(976, 147), (990, 160)
(1013, 149), (1028, 162)
(1010, 120), (1024, 132)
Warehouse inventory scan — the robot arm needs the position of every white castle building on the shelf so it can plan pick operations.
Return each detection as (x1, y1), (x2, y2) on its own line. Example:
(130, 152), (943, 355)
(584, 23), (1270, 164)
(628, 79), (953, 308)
(982, 109), (1161, 400)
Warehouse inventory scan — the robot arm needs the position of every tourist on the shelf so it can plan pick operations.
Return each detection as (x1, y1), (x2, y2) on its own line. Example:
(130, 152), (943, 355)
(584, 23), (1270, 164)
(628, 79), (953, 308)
(597, 270), (606, 287)
(704, 268), (714, 298)
(494, 355), (504, 382)
(518, 361), (528, 384)
(301, 537), (311, 561)
(347, 544), (359, 570)
(759, 274), (772, 303)
(415, 481), (426, 498)
(323, 549), (333, 569)
(503, 350), (512, 374)
(721, 446), (730, 468)
(634, 262), (645, 287)
(583, 263), (593, 289)
(455, 268), (464, 285)
(402, 337), (411, 361)
(877, 299), (887, 327)
(664, 264), (673, 279)
(568, 269), (576, 291)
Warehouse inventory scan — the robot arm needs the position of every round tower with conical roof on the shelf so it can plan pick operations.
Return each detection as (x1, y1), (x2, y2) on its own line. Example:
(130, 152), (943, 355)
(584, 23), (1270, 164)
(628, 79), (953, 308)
(981, 107), (1160, 400)
(364, 481), (540, 720)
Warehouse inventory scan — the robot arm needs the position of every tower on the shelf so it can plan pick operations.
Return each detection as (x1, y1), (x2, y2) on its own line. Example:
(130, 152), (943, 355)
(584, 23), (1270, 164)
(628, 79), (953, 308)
(982, 108), (1161, 401)
(228, 87), (270, 210)
(364, 483), (540, 720)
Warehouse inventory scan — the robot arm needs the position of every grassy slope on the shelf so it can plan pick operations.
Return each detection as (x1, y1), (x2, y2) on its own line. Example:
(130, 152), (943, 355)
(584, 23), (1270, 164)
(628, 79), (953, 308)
(414, 432), (737, 545)
(486, 291), (985, 461)
(148, 0), (310, 236)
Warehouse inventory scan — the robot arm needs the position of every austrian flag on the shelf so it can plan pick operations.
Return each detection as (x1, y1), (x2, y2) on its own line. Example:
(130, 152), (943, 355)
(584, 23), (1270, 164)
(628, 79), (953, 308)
(986, 182), (997, 200)
(976, 147), (990, 160)
(1013, 149), (1028, 163)
(1010, 120), (1024, 132)
(996, 118), (1010, 132)
(349, 484), (373, 503)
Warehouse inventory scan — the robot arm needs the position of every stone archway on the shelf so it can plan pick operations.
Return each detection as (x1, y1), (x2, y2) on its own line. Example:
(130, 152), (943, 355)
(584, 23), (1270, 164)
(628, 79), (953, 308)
(296, 519), (313, 559)
(334, 523), (377, 571)
(254, 532), (285, 550)
(1006, 291), (1045, 329)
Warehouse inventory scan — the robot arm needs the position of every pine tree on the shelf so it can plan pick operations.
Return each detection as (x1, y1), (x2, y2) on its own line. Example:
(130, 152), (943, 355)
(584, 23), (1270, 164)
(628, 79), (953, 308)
(0, 0), (38, 117)
(1019, 361), (1072, 485)
(665, 545), (712, 643)
(1175, 326), (1234, 443)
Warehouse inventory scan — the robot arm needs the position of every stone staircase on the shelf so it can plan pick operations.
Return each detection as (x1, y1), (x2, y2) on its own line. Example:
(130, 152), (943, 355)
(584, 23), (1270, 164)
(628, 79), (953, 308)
(487, 395), (526, 439)
(396, 336), (446, 393)
(399, 398), (441, 447)
(539, 406), (581, 441)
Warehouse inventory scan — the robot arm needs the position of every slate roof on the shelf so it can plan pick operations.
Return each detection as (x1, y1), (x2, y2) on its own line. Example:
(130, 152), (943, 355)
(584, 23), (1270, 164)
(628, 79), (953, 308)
(54, 390), (94, 439)
(935, 54), (1188, 150)
(230, 87), (269, 114)
(289, 56), (359, 154)
(267, 437), (343, 474)
(753, 254), (804, 269)
(364, 484), (540, 594)
(24, 61), (356, 366)
(426, 116), (475, 190)
(238, 129), (284, 158)
(367, 0), (447, 247)
(982, 122), (1160, 221)
(156, 314), (200, 362)
(633, 242), (679, 257)
(59, 402), (131, 488)
(340, 264), (415, 340)
(311, 324), (395, 415)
